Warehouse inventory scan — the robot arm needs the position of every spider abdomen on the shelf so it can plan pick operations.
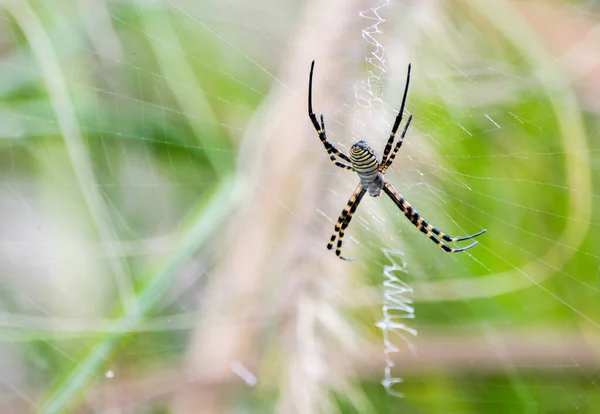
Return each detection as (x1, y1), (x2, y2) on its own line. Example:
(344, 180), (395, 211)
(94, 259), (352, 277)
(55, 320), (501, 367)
(350, 140), (384, 197)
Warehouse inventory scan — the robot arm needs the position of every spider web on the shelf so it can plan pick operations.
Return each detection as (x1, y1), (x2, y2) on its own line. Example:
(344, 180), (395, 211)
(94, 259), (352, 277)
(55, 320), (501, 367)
(355, 0), (417, 398)
(1, 0), (600, 413)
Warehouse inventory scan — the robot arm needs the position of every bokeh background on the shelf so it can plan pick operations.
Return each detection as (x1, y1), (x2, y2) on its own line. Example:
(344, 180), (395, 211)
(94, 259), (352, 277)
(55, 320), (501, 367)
(2, 0), (600, 412)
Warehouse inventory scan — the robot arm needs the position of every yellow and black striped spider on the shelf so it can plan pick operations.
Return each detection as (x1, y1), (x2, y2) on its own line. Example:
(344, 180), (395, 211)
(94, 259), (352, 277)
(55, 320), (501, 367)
(308, 61), (486, 260)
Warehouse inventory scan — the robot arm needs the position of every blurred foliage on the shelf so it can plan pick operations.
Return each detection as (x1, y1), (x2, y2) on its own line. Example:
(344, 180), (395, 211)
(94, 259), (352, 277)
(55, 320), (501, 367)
(1, 0), (600, 413)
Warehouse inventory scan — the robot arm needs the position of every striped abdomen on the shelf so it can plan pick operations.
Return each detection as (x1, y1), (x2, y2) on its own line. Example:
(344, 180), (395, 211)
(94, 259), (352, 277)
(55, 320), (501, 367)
(350, 140), (384, 197)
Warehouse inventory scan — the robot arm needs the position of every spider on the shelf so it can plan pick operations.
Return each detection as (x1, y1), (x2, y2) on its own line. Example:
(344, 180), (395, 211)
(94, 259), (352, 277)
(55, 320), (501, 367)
(308, 61), (486, 260)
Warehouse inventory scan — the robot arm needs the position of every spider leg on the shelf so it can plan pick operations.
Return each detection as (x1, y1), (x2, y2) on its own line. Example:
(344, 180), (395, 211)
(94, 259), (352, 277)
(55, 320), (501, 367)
(309, 61), (354, 171)
(382, 181), (486, 253)
(380, 63), (411, 168)
(335, 188), (367, 260)
(381, 114), (412, 174)
(327, 185), (367, 260)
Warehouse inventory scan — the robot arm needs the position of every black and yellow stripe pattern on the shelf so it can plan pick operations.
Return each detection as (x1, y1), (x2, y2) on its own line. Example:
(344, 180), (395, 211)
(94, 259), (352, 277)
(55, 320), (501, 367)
(348, 140), (385, 198)
(326, 185), (366, 260)
(308, 60), (486, 260)
(382, 182), (485, 253)
(350, 141), (379, 177)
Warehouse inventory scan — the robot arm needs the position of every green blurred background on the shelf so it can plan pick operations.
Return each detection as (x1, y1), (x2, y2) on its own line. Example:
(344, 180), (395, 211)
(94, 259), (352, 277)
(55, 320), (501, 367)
(1, 0), (600, 412)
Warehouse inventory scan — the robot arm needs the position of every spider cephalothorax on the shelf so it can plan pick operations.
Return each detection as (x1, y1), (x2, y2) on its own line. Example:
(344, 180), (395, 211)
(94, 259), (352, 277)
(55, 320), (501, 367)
(308, 60), (486, 260)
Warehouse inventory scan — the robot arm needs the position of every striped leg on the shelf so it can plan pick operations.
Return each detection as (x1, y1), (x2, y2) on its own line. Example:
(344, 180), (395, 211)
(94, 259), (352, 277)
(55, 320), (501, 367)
(382, 181), (486, 253)
(335, 187), (367, 260)
(308, 61), (354, 171)
(380, 115), (412, 174)
(380, 63), (411, 168)
(327, 185), (367, 260)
